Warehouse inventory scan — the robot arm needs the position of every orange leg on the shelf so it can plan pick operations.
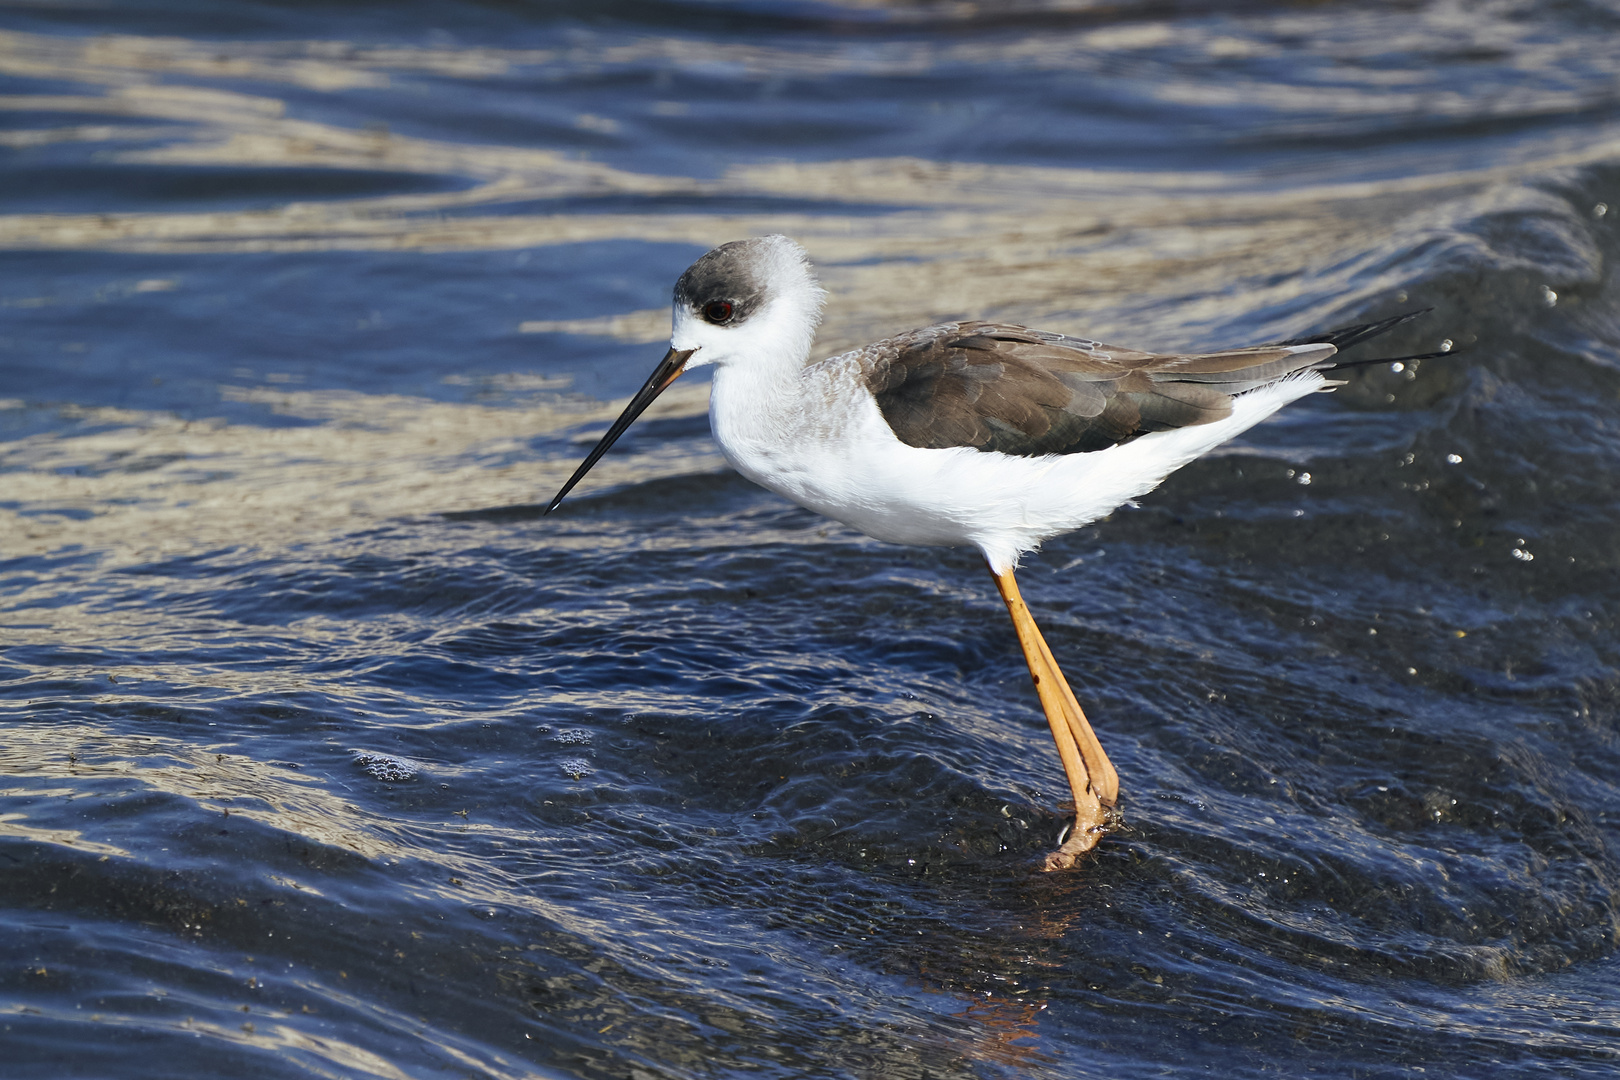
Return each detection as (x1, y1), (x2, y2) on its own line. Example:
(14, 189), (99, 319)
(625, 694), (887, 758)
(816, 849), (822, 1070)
(990, 564), (1119, 869)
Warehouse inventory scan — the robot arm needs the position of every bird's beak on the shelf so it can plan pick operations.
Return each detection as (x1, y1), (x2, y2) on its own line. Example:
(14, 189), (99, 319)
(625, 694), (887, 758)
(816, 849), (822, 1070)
(543, 346), (695, 514)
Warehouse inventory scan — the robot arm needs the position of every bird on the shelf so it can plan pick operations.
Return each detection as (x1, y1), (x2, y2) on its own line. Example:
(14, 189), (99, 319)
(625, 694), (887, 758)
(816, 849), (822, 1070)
(544, 235), (1444, 870)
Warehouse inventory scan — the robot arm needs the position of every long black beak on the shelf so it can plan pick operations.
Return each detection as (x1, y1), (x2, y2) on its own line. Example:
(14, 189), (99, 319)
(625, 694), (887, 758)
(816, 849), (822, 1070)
(543, 346), (695, 514)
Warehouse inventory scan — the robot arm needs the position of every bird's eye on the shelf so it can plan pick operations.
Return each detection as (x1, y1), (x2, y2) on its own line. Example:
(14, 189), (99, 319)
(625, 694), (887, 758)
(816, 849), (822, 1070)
(703, 300), (735, 324)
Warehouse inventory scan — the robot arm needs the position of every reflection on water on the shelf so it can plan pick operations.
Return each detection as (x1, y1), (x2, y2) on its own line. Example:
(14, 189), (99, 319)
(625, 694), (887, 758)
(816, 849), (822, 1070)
(0, 378), (717, 562)
(4, 2), (1620, 1078)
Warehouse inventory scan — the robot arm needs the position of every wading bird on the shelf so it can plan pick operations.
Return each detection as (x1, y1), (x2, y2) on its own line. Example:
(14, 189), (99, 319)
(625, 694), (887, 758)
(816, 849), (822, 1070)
(546, 235), (1439, 869)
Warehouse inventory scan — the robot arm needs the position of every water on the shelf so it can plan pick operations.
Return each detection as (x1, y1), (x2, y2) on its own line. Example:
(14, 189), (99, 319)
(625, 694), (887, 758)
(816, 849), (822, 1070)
(3, 2), (1620, 1076)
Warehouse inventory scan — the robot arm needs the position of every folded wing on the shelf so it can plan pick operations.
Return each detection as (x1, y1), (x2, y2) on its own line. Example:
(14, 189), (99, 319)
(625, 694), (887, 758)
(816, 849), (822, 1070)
(864, 321), (1337, 456)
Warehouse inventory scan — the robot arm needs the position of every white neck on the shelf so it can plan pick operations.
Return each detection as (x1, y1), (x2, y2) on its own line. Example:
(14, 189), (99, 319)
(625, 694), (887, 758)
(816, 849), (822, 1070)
(706, 318), (816, 464)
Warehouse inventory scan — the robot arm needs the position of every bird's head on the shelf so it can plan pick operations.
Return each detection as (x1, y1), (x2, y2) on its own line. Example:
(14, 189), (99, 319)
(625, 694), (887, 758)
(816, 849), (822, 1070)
(671, 234), (826, 371)
(544, 235), (824, 513)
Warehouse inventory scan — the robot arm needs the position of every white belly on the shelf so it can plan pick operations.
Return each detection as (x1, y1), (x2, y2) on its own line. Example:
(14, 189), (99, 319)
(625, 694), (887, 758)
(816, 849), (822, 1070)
(708, 359), (1326, 572)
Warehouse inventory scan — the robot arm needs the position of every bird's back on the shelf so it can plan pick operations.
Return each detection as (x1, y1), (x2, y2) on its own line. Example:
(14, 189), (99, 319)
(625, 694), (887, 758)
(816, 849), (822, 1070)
(859, 321), (1337, 457)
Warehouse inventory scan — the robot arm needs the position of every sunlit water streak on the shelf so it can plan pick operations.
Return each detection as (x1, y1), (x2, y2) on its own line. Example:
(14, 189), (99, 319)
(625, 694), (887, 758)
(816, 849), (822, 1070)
(3, 2), (1620, 1077)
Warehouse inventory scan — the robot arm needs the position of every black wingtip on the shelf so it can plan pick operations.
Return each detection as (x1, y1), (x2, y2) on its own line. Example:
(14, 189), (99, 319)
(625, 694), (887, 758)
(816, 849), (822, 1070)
(1270, 308), (1435, 352)
(1267, 307), (1465, 371)
(1328, 344), (1464, 370)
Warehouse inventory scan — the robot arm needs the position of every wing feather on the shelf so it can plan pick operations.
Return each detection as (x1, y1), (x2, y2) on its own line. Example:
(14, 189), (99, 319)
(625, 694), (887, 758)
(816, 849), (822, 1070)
(863, 321), (1336, 456)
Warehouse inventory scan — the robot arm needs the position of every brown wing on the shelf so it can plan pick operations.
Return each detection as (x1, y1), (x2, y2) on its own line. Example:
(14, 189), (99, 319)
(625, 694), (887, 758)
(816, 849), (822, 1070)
(864, 321), (1336, 456)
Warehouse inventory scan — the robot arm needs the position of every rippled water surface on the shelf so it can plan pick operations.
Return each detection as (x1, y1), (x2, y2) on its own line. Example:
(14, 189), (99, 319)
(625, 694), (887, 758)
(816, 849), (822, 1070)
(4, 2), (1620, 1077)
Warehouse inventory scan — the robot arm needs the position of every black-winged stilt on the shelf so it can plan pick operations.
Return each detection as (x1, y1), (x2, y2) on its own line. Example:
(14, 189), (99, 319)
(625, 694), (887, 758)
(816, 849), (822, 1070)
(546, 235), (1440, 869)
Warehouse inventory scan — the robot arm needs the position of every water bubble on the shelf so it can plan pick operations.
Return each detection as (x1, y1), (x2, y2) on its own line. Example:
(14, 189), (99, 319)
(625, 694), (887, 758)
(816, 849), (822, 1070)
(1295, 471), (1311, 485)
(1446, 453), (1462, 464)
(1439, 339), (1453, 353)
(554, 729), (592, 745)
(1511, 548), (1534, 562)
(1597, 202), (1609, 218)
(351, 751), (420, 782)
(560, 759), (593, 780)
(1390, 361), (1405, 373)
(1541, 285), (1558, 307)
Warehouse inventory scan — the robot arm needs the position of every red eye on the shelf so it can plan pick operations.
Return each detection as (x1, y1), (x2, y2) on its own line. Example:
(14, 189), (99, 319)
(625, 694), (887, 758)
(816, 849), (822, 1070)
(703, 300), (734, 324)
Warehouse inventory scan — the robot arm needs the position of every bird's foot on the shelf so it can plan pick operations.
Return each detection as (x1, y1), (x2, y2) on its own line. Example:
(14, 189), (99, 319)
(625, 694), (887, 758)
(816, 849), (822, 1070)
(1038, 794), (1120, 872)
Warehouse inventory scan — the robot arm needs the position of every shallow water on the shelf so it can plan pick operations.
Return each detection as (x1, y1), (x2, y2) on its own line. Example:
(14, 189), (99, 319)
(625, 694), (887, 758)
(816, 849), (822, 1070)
(3, 2), (1620, 1077)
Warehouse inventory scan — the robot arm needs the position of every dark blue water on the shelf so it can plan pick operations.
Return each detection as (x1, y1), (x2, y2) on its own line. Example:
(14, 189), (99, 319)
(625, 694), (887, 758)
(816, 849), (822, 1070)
(4, 2), (1620, 1077)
